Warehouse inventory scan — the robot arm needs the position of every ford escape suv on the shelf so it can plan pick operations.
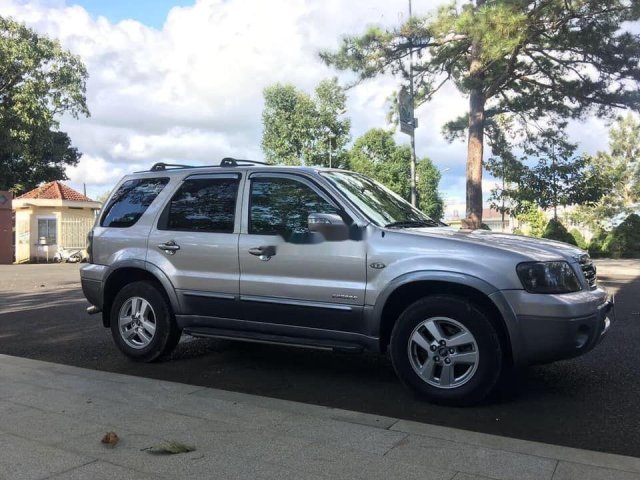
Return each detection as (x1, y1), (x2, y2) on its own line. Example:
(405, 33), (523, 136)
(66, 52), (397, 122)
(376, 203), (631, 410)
(81, 158), (614, 405)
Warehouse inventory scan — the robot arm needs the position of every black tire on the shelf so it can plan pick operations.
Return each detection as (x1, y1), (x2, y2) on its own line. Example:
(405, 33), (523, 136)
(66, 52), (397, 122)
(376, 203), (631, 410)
(110, 281), (181, 362)
(390, 295), (502, 406)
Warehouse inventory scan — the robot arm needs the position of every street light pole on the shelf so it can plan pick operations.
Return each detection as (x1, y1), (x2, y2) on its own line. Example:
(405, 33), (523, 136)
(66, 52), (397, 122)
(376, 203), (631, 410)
(408, 0), (417, 207)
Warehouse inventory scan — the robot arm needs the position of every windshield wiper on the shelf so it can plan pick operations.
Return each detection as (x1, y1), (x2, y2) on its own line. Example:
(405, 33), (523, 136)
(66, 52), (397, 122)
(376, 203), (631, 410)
(384, 220), (438, 229)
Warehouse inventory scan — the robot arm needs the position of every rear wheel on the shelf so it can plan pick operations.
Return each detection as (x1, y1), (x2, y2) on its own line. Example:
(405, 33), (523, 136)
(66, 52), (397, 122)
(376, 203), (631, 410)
(110, 281), (180, 362)
(390, 295), (502, 406)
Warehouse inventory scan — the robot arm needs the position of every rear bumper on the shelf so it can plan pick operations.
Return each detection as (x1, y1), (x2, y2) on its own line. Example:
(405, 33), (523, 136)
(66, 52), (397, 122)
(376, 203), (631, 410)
(516, 295), (614, 365)
(80, 264), (108, 309)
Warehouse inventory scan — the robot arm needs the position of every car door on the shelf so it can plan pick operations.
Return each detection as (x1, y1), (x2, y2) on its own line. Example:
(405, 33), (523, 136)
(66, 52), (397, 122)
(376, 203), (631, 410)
(238, 172), (368, 334)
(146, 172), (242, 319)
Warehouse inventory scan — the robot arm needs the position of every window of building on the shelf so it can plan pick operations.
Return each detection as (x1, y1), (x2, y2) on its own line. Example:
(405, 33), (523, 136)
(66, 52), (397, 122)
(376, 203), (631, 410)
(37, 218), (57, 245)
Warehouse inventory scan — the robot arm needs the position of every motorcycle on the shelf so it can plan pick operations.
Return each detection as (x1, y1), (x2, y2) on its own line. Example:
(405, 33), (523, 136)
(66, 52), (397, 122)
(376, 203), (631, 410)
(54, 247), (84, 263)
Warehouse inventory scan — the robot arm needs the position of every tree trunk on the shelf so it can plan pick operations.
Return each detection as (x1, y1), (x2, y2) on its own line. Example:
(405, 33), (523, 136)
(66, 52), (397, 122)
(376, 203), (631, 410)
(464, 0), (486, 230)
(465, 89), (485, 230)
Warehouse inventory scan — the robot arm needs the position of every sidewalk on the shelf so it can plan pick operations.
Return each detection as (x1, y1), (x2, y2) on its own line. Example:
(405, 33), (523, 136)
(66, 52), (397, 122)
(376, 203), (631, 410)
(0, 354), (638, 480)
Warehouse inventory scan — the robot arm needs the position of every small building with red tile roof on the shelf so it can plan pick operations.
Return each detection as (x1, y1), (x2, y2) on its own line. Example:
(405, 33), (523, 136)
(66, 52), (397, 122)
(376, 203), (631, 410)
(12, 181), (102, 263)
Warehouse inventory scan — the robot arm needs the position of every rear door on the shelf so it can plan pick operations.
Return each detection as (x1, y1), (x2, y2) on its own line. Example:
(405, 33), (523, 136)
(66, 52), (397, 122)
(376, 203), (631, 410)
(146, 173), (242, 318)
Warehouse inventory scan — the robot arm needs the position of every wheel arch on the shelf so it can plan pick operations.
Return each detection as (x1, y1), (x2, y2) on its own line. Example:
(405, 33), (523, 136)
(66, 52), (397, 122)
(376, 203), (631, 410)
(372, 272), (517, 366)
(101, 261), (180, 328)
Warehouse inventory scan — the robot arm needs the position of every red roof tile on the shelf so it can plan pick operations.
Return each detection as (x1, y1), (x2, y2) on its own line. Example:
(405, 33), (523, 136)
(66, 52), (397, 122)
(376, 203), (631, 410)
(17, 181), (93, 202)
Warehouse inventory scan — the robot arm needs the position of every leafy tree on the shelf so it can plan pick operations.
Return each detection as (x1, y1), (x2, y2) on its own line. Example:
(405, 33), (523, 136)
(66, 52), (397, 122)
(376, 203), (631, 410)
(569, 228), (588, 250)
(347, 128), (444, 219)
(0, 15), (89, 191)
(515, 201), (547, 237)
(487, 125), (606, 217)
(321, 0), (640, 229)
(313, 78), (351, 167)
(261, 84), (317, 166)
(602, 213), (640, 258)
(571, 114), (640, 228)
(588, 227), (610, 257)
(416, 156), (444, 220)
(261, 79), (350, 167)
(542, 218), (577, 245)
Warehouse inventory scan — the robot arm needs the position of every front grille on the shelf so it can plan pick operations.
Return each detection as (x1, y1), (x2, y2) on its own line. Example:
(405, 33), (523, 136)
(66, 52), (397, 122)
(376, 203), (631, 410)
(578, 254), (597, 287)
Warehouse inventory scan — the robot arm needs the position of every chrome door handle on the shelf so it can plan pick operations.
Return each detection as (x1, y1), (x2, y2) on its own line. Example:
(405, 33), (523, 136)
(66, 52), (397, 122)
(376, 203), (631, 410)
(248, 246), (276, 261)
(158, 240), (180, 255)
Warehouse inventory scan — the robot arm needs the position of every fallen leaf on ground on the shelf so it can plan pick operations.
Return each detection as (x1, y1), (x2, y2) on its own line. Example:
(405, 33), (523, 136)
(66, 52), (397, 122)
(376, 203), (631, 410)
(146, 440), (196, 455)
(101, 431), (119, 447)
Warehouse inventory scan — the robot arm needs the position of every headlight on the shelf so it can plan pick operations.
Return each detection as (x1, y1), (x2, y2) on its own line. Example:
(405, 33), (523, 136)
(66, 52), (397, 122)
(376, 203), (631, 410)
(516, 261), (582, 294)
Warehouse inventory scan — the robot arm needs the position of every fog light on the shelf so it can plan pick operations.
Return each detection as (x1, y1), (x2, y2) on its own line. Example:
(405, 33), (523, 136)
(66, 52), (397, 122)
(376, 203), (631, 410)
(575, 325), (590, 349)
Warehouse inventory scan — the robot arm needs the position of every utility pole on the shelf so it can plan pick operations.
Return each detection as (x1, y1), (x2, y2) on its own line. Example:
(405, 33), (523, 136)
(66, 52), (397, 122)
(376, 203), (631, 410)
(408, 0), (417, 207)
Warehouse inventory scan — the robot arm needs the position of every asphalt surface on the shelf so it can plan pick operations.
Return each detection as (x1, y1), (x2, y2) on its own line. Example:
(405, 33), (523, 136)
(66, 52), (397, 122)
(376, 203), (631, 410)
(0, 262), (639, 457)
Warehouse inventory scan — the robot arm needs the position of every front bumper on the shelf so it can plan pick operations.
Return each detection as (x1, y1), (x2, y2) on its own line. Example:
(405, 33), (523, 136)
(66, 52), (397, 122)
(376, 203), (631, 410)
(500, 287), (614, 366)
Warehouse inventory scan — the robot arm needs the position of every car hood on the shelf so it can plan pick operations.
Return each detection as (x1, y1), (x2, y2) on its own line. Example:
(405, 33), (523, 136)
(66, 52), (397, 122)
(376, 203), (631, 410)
(396, 227), (585, 262)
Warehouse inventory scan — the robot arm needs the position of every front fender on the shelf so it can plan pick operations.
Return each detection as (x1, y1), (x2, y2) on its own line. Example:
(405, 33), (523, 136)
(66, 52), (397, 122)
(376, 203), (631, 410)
(367, 270), (523, 366)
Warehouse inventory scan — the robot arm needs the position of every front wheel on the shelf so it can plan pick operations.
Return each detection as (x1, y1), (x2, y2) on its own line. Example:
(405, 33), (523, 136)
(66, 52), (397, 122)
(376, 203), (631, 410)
(110, 281), (181, 362)
(390, 295), (502, 406)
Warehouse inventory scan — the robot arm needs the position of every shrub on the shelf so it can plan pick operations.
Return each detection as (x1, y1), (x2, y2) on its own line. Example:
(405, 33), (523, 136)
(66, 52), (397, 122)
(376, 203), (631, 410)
(588, 228), (609, 258)
(542, 218), (577, 245)
(602, 214), (640, 258)
(569, 228), (588, 250)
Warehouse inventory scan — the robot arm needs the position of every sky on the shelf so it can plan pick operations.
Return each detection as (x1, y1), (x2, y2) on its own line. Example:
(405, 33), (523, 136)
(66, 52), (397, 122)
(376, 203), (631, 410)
(0, 0), (620, 208)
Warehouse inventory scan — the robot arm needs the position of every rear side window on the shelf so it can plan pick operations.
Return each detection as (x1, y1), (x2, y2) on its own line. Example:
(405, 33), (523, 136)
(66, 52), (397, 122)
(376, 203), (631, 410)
(101, 178), (169, 228)
(163, 177), (239, 233)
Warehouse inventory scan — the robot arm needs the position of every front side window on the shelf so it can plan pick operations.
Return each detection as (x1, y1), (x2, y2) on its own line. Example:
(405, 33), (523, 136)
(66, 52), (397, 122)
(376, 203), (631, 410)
(165, 177), (239, 233)
(249, 177), (339, 237)
(37, 218), (56, 244)
(101, 178), (169, 228)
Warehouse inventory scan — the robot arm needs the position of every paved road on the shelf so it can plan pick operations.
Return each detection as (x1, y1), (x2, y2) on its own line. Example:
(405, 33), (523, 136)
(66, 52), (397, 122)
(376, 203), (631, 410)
(0, 262), (639, 457)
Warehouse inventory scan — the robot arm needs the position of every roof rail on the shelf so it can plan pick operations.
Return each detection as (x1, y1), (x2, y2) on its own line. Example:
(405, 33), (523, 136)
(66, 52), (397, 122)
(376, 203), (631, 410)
(147, 158), (270, 172)
(220, 157), (269, 167)
(149, 162), (194, 171)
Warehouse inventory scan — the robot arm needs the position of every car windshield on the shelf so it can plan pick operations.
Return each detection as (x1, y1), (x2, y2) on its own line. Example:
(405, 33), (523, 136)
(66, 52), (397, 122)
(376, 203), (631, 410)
(322, 171), (439, 228)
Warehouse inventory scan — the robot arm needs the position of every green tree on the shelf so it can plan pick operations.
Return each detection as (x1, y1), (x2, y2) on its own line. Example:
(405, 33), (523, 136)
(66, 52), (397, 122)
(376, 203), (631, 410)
(515, 201), (547, 237)
(313, 78), (351, 168)
(603, 214), (640, 258)
(542, 218), (577, 245)
(321, 1), (640, 229)
(261, 79), (350, 167)
(569, 228), (588, 250)
(487, 125), (606, 218)
(571, 114), (640, 228)
(0, 16), (89, 191)
(347, 128), (444, 219)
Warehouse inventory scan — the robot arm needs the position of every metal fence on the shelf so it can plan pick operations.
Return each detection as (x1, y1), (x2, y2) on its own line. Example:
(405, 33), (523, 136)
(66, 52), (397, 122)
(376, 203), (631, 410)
(60, 217), (94, 249)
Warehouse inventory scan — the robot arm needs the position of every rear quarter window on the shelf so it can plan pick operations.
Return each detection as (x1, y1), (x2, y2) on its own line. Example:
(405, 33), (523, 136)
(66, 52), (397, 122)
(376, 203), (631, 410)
(101, 178), (169, 228)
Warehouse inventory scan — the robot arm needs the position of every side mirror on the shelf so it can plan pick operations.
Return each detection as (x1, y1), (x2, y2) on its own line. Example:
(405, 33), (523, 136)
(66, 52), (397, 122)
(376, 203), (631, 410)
(308, 213), (349, 241)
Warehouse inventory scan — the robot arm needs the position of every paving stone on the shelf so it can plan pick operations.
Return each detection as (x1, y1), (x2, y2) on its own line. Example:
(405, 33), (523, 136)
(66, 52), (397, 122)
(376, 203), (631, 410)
(383, 433), (557, 480)
(47, 460), (161, 480)
(0, 432), (93, 480)
(553, 461), (640, 480)
(277, 441), (457, 480)
(274, 414), (408, 455)
(391, 419), (640, 474)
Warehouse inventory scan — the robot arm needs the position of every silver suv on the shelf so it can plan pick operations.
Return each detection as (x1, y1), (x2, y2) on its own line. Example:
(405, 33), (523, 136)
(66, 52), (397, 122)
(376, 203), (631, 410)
(81, 159), (614, 405)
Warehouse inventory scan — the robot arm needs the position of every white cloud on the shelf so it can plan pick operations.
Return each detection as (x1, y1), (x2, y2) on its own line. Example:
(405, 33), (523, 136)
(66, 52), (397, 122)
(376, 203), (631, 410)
(0, 0), (621, 203)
